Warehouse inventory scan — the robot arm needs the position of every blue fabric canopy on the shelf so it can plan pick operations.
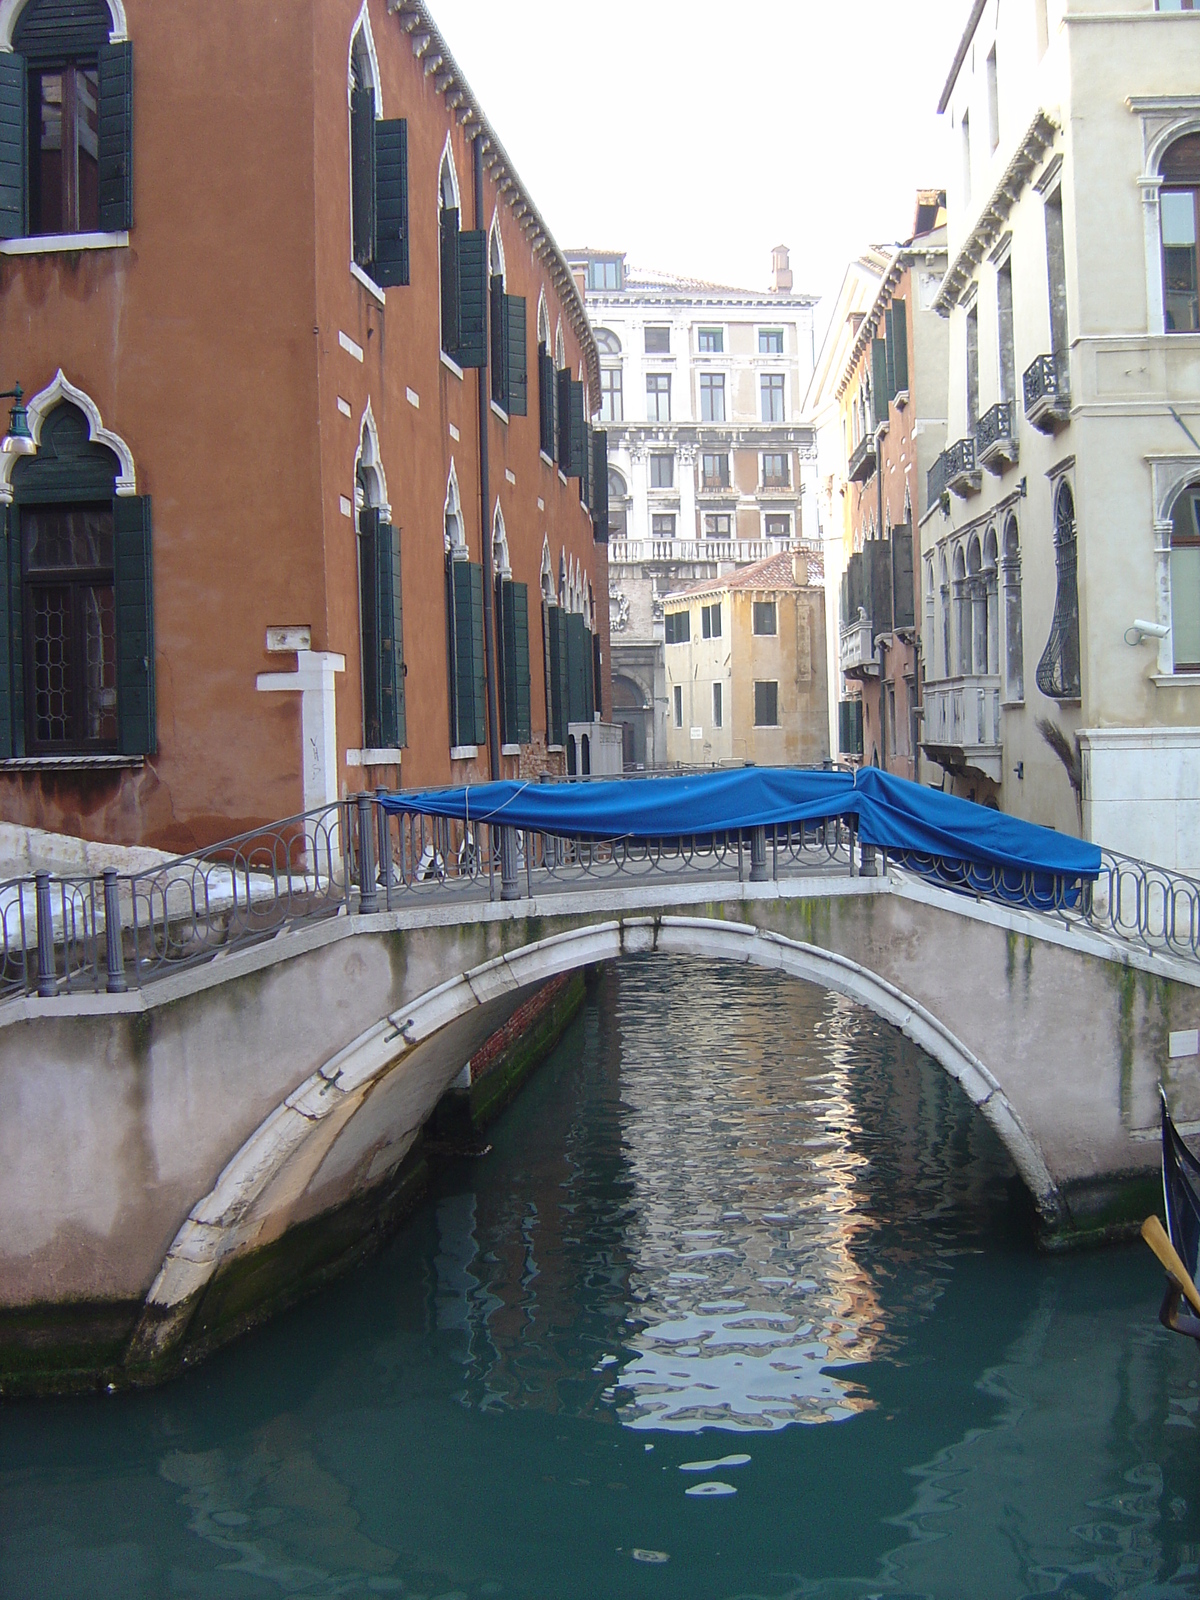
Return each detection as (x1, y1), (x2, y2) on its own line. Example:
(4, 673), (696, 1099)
(382, 767), (1101, 889)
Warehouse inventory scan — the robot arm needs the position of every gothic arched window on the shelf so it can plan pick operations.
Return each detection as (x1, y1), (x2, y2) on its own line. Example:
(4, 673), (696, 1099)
(1161, 133), (1200, 332)
(1036, 482), (1081, 699)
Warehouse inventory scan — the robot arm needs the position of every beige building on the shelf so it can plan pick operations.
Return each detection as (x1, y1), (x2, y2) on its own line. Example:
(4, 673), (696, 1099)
(923, 0), (1200, 869)
(662, 551), (829, 767)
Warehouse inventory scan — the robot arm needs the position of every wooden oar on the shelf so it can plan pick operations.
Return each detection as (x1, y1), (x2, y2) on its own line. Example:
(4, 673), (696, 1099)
(1141, 1215), (1200, 1317)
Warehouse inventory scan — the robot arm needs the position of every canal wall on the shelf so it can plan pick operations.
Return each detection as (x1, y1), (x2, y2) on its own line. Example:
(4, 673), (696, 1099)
(1, 874), (1197, 1393)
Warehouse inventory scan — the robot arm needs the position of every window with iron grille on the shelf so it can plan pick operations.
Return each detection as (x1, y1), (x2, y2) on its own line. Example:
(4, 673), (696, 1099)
(649, 454), (674, 489)
(761, 452), (790, 487)
(673, 683), (683, 726)
(761, 373), (785, 422)
(22, 505), (117, 750)
(700, 373), (726, 422)
(1035, 482), (1081, 699)
(754, 680), (779, 725)
(701, 452), (729, 489)
(646, 374), (671, 421)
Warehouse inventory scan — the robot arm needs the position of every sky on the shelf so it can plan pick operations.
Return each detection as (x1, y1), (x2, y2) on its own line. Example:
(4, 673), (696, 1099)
(431, 0), (970, 307)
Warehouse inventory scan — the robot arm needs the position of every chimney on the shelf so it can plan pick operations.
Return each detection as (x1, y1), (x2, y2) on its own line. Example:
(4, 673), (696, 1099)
(792, 549), (809, 587)
(571, 263), (587, 297)
(771, 244), (793, 294)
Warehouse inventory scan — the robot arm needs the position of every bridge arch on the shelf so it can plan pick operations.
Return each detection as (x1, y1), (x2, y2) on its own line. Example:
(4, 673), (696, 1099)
(133, 917), (1056, 1363)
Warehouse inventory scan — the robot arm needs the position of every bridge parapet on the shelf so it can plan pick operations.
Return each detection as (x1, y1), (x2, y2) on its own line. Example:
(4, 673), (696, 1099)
(1, 790), (1199, 1007)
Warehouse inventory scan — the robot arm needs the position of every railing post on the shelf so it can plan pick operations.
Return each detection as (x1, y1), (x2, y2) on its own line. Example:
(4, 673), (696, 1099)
(34, 871), (54, 998)
(375, 787), (394, 909)
(750, 825), (768, 883)
(501, 826), (521, 901)
(103, 869), (127, 995)
(356, 793), (379, 914)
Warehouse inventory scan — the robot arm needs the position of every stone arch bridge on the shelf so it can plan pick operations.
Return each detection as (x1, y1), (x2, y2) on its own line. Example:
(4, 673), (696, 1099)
(2, 850), (1199, 1391)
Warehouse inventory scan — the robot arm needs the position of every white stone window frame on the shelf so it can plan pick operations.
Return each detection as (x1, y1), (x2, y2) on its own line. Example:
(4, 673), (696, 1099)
(347, 6), (386, 308)
(1129, 97), (1200, 337)
(1147, 454), (1200, 680)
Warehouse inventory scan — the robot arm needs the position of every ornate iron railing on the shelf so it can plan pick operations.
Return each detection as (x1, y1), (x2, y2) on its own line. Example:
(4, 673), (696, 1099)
(944, 435), (978, 492)
(2, 789), (1198, 1003)
(927, 450), (949, 508)
(975, 400), (1015, 459)
(848, 433), (877, 484)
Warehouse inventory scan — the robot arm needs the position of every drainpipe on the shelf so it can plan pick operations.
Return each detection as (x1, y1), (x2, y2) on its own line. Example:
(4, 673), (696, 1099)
(875, 419), (888, 767)
(475, 133), (501, 782)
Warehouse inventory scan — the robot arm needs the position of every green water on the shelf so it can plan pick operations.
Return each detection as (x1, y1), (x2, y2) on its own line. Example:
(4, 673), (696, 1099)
(3, 959), (1200, 1600)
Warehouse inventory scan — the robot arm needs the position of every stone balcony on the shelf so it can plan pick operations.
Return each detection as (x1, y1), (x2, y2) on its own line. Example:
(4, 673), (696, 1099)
(921, 674), (1003, 781)
(839, 614), (878, 678)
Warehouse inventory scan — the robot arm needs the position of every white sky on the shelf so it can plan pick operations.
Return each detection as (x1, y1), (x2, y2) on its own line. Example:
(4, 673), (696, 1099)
(430, 0), (969, 306)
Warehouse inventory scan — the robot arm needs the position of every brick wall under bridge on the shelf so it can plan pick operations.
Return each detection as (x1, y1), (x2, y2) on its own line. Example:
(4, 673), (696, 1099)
(2, 873), (1199, 1391)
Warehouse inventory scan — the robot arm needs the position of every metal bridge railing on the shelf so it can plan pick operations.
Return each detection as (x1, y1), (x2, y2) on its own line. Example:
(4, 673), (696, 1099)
(0, 789), (1196, 1004)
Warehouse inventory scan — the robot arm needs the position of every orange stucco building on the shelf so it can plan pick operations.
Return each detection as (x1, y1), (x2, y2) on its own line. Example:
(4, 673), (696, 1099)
(0, 0), (607, 851)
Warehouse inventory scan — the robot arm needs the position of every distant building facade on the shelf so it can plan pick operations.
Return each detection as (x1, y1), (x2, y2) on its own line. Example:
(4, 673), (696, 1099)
(566, 247), (819, 769)
(662, 550), (829, 769)
(0, 0), (606, 851)
(835, 203), (949, 779)
(922, 0), (1200, 868)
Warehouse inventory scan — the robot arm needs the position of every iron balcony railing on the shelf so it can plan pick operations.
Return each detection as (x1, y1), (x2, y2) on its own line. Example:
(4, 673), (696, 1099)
(975, 400), (1017, 469)
(1023, 352), (1070, 429)
(945, 436), (979, 495)
(927, 450), (949, 508)
(3, 787), (1199, 1005)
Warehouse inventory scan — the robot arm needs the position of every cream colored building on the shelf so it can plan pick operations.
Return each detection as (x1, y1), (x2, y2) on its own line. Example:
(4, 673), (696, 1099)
(662, 551), (829, 768)
(922, 0), (1200, 870)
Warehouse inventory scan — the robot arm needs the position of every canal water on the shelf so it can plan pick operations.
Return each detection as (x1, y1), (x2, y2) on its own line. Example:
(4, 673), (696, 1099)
(3, 958), (1199, 1600)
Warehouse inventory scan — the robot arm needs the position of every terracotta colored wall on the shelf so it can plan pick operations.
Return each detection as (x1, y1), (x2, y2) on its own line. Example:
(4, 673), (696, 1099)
(0, 0), (606, 850)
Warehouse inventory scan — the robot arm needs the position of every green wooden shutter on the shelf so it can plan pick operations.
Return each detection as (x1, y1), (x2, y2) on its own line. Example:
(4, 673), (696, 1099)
(97, 40), (133, 233)
(538, 345), (555, 457)
(568, 382), (587, 478)
(449, 557), (485, 746)
(114, 494), (155, 756)
(351, 85), (376, 269)
(490, 274), (508, 408)
(373, 118), (408, 287)
(892, 524), (915, 631)
(891, 300), (909, 394)
(506, 295), (527, 416)
(566, 611), (588, 723)
(871, 340), (889, 429)
(556, 368), (570, 466)
(0, 54), (25, 241)
(592, 631), (603, 722)
(378, 519), (405, 747)
(545, 602), (567, 746)
(583, 626), (595, 722)
(359, 508), (383, 747)
(456, 229), (488, 369)
(590, 431), (609, 540)
(500, 578), (531, 744)
(865, 538), (893, 633)
(884, 308), (896, 403)
(440, 207), (461, 356)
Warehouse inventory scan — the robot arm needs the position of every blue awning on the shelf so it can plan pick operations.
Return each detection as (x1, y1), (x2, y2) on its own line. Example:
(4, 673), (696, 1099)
(382, 768), (1101, 886)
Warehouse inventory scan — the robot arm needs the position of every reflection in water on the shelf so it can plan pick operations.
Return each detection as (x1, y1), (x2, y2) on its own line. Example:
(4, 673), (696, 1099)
(2, 958), (1200, 1600)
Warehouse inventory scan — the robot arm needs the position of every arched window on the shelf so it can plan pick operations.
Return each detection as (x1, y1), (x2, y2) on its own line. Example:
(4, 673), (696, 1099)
(347, 14), (407, 290)
(939, 550), (951, 679)
(439, 145), (464, 362)
(5, 0), (132, 240)
(1002, 517), (1024, 701)
(493, 503), (530, 747)
(1036, 481), (1081, 699)
(355, 420), (405, 751)
(489, 217), (505, 284)
(1161, 134), (1200, 332)
(4, 395), (153, 757)
(594, 329), (622, 355)
(982, 526), (999, 676)
(1170, 484), (1200, 671)
(491, 501), (510, 575)
(953, 545), (970, 675)
(539, 536), (554, 602)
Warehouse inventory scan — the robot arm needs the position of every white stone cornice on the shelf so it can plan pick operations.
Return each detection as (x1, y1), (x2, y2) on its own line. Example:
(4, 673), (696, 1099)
(935, 111), (1060, 316)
